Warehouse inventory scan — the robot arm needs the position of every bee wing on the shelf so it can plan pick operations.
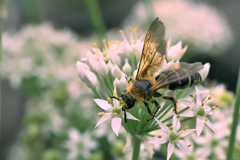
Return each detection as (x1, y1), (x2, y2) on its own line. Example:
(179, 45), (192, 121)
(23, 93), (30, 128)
(148, 62), (203, 93)
(136, 17), (167, 80)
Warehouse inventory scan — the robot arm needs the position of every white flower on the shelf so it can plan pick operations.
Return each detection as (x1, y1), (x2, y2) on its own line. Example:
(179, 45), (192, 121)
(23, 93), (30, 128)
(96, 58), (108, 76)
(65, 128), (97, 159)
(122, 59), (132, 75)
(83, 70), (98, 89)
(167, 40), (187, 62)
(111, 64), (122, 79)
(148, 115), (195, 160)
(94, 87), (139, 136)
(178, 86), (214, 136)
(76, 61), (90, 80)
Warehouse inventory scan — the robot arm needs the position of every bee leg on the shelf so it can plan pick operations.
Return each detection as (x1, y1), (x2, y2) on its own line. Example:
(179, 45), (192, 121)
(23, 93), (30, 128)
(122, 108), (127, 123)
(153, 92), (178, 114)
(150, 99), (161, 116)
(143, 102), (154, 121)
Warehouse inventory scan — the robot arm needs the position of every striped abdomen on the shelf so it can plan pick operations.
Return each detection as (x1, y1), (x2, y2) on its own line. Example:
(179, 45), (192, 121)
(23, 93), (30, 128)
(155, 70), (202, 90)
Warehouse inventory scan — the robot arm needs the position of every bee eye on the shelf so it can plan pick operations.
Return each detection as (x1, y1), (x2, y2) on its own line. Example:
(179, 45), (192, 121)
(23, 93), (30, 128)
(124, 90), (127, 92)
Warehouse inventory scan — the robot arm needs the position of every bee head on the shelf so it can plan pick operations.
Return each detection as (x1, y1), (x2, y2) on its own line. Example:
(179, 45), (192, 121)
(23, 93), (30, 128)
(109, 92), (135, 123)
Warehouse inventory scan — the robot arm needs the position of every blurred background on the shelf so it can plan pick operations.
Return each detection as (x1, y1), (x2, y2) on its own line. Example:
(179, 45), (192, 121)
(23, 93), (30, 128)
(1, 0), (240, 160)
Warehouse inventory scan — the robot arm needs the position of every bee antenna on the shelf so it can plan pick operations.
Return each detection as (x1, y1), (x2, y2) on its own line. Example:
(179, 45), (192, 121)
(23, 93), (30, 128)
(110, 96), (119, 101)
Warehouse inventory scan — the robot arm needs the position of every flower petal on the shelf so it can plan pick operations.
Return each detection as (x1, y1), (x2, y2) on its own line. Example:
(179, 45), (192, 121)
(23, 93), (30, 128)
(180, 110), (195, 117)
(176, 140), (191, 155)
(195, 87), (202, 107)
(180, 129), (195, 138)
(172, 114), (181, 131)
(178, 99), (194, 107)
(167, 142), (175, 160)
(205, 118), (215, 132)
(126, 112), (139, 121)
(95, 113), (111, 128)
(196, 118), (204, 136)
(148, 136), (168, 144)
(94, 99), (111, 111)
(111, 117), (122, 136)
(156, 119), (170, 133)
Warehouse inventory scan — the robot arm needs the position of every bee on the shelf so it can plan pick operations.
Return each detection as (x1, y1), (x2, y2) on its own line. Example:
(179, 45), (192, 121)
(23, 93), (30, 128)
(110, 17), (203, 122)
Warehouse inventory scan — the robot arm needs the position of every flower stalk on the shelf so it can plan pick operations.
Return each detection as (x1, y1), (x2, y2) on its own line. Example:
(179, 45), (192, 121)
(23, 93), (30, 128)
(132, 135), (141, 160)
(226, 67), (240, 160)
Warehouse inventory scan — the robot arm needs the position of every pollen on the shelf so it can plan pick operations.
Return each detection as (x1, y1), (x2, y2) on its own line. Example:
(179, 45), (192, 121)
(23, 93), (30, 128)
(180, 50), (185, 56)
(92, 43), (97, 47)
(202, 102), (204, 106)
(208, 96), (212, 100)
(158, 135), (162, 138)
(98, 112), (105, 116)
(188, 144), (192, 147)
(190, 94), (193, 97)
(205, 117), (208, 121)
(102, 39), (106, 45)
(184, 127), (188, 130)
(177, 115), (180, 118)
(170, 126), (173, 130)
(134, 28), (139, 32)
(211, 106), (215, 110)
(119, 30), (124, 34)
(113, 40), (120, 44)
(129, 27), (133, 32)
(215, 104), (219, 107)
(113, 92), (118, 97)
(113, 112), (118, 116)
(107, 97), (111, 104)
(177, 138), (180, 140)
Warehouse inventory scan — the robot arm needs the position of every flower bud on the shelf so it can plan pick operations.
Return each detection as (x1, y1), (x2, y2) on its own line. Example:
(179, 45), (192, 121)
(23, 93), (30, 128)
(122, 59), (132, 74)
(118, 74), (127, 91)
(83, 70), (98, 89)
(167, 41), (186, 61)
(76, 61), (90, 81)
(107, 61), (114, 72)
(97, 59), (108, 76)
(111, 64), (122, 79)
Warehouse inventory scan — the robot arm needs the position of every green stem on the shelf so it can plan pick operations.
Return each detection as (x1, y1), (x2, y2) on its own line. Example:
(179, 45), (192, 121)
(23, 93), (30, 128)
(227, 67), (240, 160)
(23, 0), (42, 23)
(132, 135), (141, 160)
(84, 0), (106, 41)
(92, 87), (103, 99)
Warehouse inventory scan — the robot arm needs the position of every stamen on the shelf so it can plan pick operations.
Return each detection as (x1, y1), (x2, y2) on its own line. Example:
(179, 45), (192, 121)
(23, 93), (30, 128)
(102, 39), (106, 45)
(158, 135), (162, 138)
(184, 127), (188, 130)
(98, 112), (105, 116)
(113, 112), (117, 116)
(211, 106), (215, 110)
(208, 96), (212, 100)
(137, 34), (141, 39)
(177, 138), (180, 140)
(119, 30), (124, 34)
(142, 31), (146, 34)
(215, 104), (219, 107)
(134, 28), (138, 32)
(107, 97), (111, 104)
(113, 40), (120, 44)
(107, 42), (111, 49)
(177, 115), (180, 118)
(129, 27), (133, 32)
(170, 126), (173, 130)
(205, 117), (208, 121)
(190, 94), (193, 97)
(202, 102), (204, 106)
(93, 43), (97, 47)
(188, 144), (192, 147)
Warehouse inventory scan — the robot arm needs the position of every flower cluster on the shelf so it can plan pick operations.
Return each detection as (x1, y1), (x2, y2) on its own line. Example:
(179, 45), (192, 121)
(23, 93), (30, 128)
(75, 26), (230, 160)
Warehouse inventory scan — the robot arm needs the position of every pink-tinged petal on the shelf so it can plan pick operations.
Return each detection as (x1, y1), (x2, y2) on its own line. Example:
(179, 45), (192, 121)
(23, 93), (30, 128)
(95, 113), (111, 128)
(148, 136), (168, 144)
(205, 119), (215, 132)
(172, 114), (181, 131)
(199, 89), (209, 101)
(180, 110), (195, 117)
(113, 98), (120, 107)
(196, 118), (204, 136)
(214, 147), (226, 160)
(156, 119), (169, 133)
(195, 87), (202, 107)
(203, 105), (213, 115)
(111, 117), (122, 136)
(195, 147), (211, 157)
(126, 112), (139, 121)
(176, 140), (191, 155)
(178, 99), (194, 107)
(180, 129), (195, 138)
(167, 142), (175, 160)
(94, 99), (111, 111)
